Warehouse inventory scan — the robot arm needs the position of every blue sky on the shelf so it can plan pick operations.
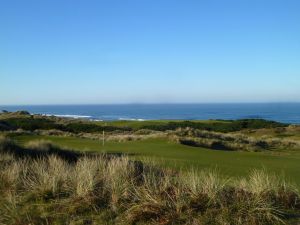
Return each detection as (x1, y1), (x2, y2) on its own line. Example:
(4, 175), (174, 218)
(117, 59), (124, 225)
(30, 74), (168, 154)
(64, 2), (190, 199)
(0, 0), (300, 105)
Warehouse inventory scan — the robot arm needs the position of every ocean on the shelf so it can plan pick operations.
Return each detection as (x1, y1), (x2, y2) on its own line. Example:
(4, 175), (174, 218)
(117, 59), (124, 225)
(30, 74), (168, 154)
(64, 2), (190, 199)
(1, 103), (300, 124)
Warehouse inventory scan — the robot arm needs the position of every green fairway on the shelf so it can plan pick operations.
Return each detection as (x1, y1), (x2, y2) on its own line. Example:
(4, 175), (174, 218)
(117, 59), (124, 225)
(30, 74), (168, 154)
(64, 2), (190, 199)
(13, 134), (300, 187)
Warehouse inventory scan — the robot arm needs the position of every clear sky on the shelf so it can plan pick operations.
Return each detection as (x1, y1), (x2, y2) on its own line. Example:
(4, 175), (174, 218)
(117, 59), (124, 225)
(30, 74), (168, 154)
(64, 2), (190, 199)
(1, 0), (300, 105)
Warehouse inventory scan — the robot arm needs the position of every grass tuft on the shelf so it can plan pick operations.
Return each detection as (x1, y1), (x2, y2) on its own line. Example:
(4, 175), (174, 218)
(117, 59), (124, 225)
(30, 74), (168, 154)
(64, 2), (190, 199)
(0, 135), (299, 224)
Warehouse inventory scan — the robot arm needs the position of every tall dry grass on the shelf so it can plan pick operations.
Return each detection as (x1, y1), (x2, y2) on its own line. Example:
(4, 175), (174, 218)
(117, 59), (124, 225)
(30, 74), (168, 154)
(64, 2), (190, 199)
(173, 127), (300, 151)
(0, 136), (299, 225)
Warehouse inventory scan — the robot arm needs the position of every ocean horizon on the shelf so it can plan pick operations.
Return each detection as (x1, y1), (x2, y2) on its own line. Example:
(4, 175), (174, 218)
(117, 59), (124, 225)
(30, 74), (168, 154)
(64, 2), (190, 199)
(1, 103), (300, 124)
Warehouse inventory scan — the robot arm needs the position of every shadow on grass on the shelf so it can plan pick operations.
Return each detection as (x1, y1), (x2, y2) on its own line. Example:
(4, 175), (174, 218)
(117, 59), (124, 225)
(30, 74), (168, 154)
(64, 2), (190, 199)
(0, 136), (137, 163)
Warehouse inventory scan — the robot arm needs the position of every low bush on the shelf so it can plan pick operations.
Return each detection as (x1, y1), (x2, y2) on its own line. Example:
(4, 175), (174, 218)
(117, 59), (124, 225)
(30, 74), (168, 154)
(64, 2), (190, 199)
(1, 117), (63, 131)
(141, 119), (287, 132)
(0, 117), (132, 133)
(63, 122), (132, 133)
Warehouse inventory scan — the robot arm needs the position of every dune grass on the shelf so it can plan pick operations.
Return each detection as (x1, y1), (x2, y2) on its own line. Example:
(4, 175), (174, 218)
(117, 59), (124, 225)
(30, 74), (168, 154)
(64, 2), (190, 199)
(0, 137), (299, 225)
(12, 134), (300, 188)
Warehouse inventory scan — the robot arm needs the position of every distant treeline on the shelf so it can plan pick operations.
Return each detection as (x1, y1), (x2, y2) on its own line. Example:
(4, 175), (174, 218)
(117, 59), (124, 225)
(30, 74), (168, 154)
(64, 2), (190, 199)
(0, 117), (131, 132)
(0, 113), (287, 133)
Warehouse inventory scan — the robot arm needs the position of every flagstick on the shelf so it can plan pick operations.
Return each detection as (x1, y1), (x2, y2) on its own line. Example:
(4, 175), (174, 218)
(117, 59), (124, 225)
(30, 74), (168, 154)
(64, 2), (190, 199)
(102, 130), (104, 146)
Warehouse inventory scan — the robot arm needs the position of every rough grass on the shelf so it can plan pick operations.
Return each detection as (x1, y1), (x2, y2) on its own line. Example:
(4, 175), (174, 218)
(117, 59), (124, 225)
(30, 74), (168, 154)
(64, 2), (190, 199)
(11, 133), (300, 188)
(172, 127), (300, 151)
(0, 136), (299, 225)
(6, 126), (300, 152)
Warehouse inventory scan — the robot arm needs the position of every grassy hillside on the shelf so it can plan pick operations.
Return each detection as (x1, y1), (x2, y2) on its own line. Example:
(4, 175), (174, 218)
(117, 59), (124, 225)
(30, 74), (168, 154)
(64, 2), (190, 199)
(1, 137), (299, 225)
(1, 112), (300, 224)
(1, 111), (300, 186)
(13, 134), (300, 187)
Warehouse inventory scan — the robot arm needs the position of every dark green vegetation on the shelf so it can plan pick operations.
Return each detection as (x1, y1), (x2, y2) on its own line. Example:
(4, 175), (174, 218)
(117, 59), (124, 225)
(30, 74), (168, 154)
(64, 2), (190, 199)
(132, 119), (287, 132)
(1, 111), (300, 224)
(1, 137), (299, 225)
(0, 110), (287, 133)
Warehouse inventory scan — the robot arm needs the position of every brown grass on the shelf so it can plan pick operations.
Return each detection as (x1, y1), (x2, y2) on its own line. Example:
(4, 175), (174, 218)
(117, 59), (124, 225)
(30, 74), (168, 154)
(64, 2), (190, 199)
(0, 136), (299, 225)
(173, 127), (300, 151)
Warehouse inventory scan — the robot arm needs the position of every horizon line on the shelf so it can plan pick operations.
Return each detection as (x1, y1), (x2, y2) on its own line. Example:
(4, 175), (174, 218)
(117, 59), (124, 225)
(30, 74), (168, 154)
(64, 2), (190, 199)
(1, 101), (300, 107)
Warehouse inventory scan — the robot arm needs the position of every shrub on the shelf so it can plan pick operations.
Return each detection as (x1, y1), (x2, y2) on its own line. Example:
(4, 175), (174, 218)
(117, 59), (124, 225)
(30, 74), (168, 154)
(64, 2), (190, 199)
(141, 119), (287, 132)
(1, 117), (63, 131)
